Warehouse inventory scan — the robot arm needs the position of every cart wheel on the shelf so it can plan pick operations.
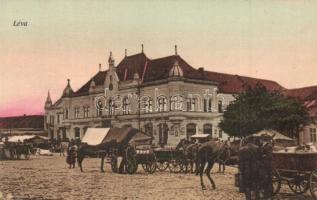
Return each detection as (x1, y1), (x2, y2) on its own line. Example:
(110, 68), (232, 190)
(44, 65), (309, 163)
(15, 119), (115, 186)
(310, 170), (317, 200)
(111, 156), (118, 173)
(125, 146), (138, 174)
(145, 160), (157, 174)
(272, 169), (281, 196)
(25, 153), (30, 160)
(179, 160), (192, 173)
(169, 160), (181, 173)
(156, 161), (169, 172)
(288, 174), (309, 194)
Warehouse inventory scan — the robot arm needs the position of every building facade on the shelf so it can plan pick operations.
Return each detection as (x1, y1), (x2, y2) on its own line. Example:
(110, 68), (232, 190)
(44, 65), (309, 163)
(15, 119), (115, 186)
(44, 48), (284, 147)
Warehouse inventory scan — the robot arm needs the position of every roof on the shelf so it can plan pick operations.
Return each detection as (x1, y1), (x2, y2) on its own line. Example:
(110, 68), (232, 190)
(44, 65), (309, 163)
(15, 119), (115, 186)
(62, 52), (285, 99)
(0, 115), (44, 129)
(283, 85), (317, 101)
(116, 53), (148, 81)
(204, 71), (284, 93)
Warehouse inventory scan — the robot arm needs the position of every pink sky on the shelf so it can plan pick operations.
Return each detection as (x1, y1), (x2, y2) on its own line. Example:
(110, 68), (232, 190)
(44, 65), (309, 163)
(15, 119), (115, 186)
(0, 1), (317, 117)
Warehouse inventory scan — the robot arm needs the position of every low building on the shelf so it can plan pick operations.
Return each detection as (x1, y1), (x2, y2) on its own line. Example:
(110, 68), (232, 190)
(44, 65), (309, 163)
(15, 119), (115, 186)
(0, 115), (45, 138)
(44, 47), (285, 147)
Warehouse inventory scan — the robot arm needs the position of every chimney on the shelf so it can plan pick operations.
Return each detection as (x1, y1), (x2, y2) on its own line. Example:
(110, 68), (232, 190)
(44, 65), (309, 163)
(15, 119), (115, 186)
(99, 63), (102, 71)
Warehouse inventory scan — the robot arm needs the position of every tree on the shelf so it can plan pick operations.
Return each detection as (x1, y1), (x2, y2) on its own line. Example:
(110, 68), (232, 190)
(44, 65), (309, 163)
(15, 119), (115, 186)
(219, 83), (309, 138)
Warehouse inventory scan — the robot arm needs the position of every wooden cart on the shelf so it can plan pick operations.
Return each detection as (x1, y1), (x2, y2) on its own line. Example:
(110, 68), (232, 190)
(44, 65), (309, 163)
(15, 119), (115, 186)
(272, 150), (317, 199)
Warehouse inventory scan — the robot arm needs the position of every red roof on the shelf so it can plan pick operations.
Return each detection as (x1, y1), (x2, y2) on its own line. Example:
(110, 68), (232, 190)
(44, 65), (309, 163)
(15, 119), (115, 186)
(116, 53), (148, 81)
(69, 53), (285, 97)
(0, 115), (44, 129)
(204, 71), (284, 93)
(283, 85), (317, 101)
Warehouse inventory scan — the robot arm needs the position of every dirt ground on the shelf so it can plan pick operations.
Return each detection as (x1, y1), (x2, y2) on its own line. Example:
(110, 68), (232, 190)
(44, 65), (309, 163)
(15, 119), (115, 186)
(0, 155), (313, 200)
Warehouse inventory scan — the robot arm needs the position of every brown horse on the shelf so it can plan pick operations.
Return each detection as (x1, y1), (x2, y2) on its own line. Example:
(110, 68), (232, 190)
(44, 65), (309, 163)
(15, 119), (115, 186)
(196, 140), (231, 189)
(238, 135), (274, 200)
(77, 140), (118, 172)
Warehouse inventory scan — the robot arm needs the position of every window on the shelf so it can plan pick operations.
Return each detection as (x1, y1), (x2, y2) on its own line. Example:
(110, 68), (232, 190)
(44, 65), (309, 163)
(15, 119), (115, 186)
(186, 123), (196, 139)
(170, 96), (183, 111)
(218, 100), (223, 113)
(310, 128), (316, 142)
(186, 98), (197, 111)
(204, 98), (212, 112)
(144, 123), (153, 136)
(143, 97), (153, 113)
(57, 115), (60, 124)
(96, 100), (103, 117)
(219, 129), (223, 138)
(74, 127), (80, 138)
(108, 100), (115, 115)
(50, 115), (54, 125)
(157, 96), (167, 112)
(64, 109), (68, 119)
(158, 123), (168, 146)
(203, 124), (213, 135)
(83, 106), (90, 118)
(74, 107), (80, 119)
(123, 97), (130, 115)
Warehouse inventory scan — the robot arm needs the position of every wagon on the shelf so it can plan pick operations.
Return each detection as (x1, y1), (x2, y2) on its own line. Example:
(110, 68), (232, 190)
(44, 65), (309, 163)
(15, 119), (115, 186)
(153, 147), (190, 173)
(99, 127), (155, 174)
(272, 146), (317, 199)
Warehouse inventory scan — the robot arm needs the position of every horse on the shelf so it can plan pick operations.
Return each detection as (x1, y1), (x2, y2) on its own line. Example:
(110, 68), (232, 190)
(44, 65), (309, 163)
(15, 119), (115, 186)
(218, 139), (241, 173)
(77, 140), (118, 172)
(176, 139), (200, 174)
(196, 140), (231, 190)
(238, 135), (274, 200)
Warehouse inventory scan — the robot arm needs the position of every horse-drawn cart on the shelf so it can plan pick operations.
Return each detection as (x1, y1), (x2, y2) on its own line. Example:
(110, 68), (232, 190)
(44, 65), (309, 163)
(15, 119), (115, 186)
(153, 147), (191, 173)
(272, 147), (317, 199)
(79, 127), (155, 174)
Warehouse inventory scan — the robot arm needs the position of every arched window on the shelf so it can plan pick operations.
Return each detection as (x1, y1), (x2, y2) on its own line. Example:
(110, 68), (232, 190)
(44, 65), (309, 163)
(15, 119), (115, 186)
(83, 106), (90, 118)
(74, 127), (80, 139)
(144, 123), (153, 136)
(204, 98), (212, 112)
(186, 98), (197, 112)
(186, 123), (196, 139)
(96, 100), (103, 117)
(203, 124), (213, 135)
(142, 97), (153, 113)
(123, 97), (130, 115)
(218, 100), (223, 113)
(157, 96), (167, 112)
(108, 100), (115, 115)
(74, 107), (80, 119)
(170, 95), (183, 111)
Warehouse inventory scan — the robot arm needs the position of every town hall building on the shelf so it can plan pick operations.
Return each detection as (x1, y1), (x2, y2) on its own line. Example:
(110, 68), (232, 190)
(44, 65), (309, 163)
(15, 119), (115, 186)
(44, 46), (306, 147)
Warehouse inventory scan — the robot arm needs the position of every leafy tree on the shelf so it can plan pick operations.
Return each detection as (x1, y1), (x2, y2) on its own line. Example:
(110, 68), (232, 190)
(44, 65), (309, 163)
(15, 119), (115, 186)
(219, 83), (309, 138)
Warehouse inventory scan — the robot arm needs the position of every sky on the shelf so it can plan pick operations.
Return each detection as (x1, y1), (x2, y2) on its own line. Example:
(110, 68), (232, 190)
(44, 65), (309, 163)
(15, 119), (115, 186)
(0, 0), (317, 117)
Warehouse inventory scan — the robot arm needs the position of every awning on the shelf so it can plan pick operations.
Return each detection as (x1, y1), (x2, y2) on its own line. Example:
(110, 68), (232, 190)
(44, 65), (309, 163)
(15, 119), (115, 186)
(190, 134), (210, 139)
(81, 128), (110, 146)
(251, 129), (294, 141)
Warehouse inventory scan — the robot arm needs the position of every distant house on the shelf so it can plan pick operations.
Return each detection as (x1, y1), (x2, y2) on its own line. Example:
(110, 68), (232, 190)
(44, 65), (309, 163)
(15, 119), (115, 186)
(284, 86), (317, 147)
(0, 115), (45, 137)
